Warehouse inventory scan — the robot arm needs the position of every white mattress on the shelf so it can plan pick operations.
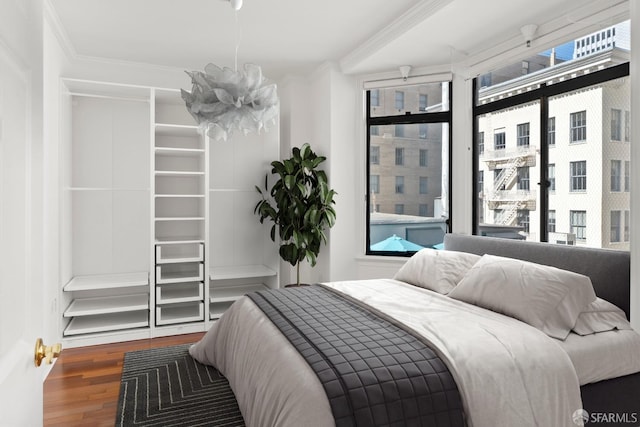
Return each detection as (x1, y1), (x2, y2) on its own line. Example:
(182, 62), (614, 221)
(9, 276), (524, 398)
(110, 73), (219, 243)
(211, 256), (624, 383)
(557, 329), (640, 386)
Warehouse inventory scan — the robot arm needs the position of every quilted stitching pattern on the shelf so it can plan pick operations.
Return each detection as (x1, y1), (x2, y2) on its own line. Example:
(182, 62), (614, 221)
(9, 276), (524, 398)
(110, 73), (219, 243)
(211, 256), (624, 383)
(248, 286), (464, 427)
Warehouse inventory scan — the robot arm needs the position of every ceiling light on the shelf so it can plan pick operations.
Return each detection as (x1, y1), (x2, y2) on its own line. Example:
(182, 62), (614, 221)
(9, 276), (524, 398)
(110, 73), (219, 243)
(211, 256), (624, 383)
(521, 24), (538, 48)
(230, 0), (243, 11)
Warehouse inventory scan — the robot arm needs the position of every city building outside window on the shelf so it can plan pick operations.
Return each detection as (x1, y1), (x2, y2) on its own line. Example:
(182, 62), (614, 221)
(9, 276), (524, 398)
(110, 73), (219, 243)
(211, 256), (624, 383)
(624, 210), (630, 241)
(517, 122), (530, 147)
(611, 210), (621, 242)
(419, 177), (428, 194)
(517, 167), (530, 190)
(625, 160), (630, 192)
(371, 89), (380, 107)
(419, 123), (428, 139)
(570, 161), (587, 192)
(419, 149), (428, 167)
(419, 204), (428, 217)
(517, 209), (530, 233)
(395, 125), (405, 138)
(611, 160), (621, 192)
(395, 91), (404, 110)
(370, 125), (379, 136)
(611, 109), (622, 141)
(419, 94), (428, 111)
(549, 164), (556, 191)
(395, 204), (404, 214)
(370, 174), (380, 193)
(570, 210), (587, 241)
(549, 210), (556, 232)
(570, 110), (587, 143)
(370, 145), (380, 164)
(494, 130), (506, 150)
(478, 131), (484, 154)
(395, 176), (404, 193)
(395, 147), (404, 165)
(625, 110), (630, 142)
(548, 117), (556, 146)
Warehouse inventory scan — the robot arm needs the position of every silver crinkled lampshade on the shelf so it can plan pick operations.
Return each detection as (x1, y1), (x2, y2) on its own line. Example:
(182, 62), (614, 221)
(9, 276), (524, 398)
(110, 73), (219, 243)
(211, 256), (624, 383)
(181, 63), (279, 141)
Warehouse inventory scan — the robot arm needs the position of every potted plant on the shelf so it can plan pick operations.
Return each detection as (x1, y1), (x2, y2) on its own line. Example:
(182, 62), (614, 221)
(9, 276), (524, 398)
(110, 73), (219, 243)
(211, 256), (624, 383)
(254, 143), (337, 286)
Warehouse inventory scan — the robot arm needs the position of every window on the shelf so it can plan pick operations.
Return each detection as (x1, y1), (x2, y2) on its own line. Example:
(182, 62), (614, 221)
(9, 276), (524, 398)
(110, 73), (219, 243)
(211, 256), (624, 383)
(370, 175), (380, 193)
(419, 149), (428, 167)
(625, 161), (630, 192)
(494, 168), (505, 191)
(611, 210), (621, 243)
(478, 171), (484, 194)
(517, 210), (530, 233)
(419, 177), (428, 194)
(570, 111), (587, 143)
(517, 167), (530, 191)
(570, 210), (587, 241)
(395, 91), (404, 110)
(395, 176), (404, 194)
(570, 161), (587, 191)
(611, 160), (621, 192)
(548, 164), (556, 191)
(549, 210), (556, 232)
(395, 147), (404, 165)
(548, 117), (556, 146)
(624, 210), (630, 241)
(478, 132), (484, 154)
(370, 146), (380, 165)
(419, 123), (428, 139)
(517, 122), (530, 147)
(367, 82), (451, 255)
(419, 94), (428, 111)
(370, 125), (379, 136)
(494, 130), (506, 150)
(625, 110), (630, 142)
(371, 89), (380, 107)
(611, 109), (622, 140)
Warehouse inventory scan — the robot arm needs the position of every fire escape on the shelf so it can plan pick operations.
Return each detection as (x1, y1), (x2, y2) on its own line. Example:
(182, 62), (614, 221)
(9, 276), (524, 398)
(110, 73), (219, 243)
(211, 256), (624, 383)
(480, 146), (537, 229)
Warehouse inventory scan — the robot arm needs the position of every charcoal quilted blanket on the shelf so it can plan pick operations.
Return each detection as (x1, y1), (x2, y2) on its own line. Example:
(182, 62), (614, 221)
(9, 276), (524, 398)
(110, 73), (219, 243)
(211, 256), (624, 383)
(247, 285), (465, 427)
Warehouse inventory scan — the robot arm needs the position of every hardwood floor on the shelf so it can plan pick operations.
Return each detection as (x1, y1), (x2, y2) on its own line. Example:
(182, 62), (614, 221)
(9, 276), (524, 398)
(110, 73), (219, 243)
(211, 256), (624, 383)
(43, 332), (205, 427)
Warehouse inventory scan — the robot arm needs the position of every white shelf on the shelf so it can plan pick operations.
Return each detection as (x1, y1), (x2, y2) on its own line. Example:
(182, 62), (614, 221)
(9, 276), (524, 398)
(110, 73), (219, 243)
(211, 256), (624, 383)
(156, 243), (203, 264)
(155, 194), (205, 198)
(155, 216), (205, 221)
(156, 263), (204, 284)
(210, 301), (235, 319)
(155, 147), (204, 156)
(155, 237), (205, 244)
(210, 265), (277, 281)
(156, 302), (204, 325)
(64, 272), (149, 292)
(63, 311), (149, 336)
(155, 170), (205, 177)
(155, 123), (199, 137)
(68, 187), (149, 191)
(156, 282), (203, 304)
(210, 284), (268, 303)
(64, 294), (149, 317)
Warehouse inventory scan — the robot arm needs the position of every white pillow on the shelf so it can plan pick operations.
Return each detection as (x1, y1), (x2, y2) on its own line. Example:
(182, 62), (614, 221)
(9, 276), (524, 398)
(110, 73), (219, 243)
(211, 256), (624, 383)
(572, 298), (632, 335)
(393, 248), (481, 294)
(448, 254), (597, 340)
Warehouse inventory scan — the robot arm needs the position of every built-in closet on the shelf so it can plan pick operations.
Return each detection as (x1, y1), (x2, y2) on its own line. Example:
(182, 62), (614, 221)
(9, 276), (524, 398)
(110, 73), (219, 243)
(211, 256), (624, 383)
(59, 79), (279, 347)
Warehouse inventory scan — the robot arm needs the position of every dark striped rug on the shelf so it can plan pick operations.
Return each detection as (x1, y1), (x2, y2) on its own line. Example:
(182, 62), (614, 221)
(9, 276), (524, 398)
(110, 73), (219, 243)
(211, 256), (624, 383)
(116, 343), (245, 426)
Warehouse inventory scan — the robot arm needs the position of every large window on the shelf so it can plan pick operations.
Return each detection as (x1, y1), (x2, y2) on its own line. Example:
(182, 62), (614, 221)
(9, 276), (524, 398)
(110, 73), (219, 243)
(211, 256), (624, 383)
(474, 23), (629, 250)
(367, 81), (451, 255)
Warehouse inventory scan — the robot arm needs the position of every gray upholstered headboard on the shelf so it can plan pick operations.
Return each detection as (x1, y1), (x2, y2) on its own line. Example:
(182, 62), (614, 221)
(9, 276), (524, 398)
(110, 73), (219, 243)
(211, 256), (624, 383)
(444, 233), (631, 319)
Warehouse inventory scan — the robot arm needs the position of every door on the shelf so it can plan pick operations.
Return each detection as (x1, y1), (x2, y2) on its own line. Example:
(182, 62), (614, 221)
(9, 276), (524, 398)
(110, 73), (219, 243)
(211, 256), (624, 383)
(0, 1), (47, 425)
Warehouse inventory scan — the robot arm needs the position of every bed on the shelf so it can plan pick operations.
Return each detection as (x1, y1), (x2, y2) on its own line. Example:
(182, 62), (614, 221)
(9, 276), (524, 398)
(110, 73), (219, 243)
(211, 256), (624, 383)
(190, 233), (640, 426)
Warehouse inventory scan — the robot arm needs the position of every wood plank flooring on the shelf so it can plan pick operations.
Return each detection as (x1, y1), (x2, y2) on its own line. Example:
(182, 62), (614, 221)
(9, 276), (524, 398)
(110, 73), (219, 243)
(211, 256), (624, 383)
(43, 333), (205, 427)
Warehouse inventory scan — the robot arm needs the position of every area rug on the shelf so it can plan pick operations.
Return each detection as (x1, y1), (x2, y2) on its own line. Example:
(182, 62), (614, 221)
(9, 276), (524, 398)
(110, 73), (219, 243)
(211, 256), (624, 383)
(116, 343), (245, 426)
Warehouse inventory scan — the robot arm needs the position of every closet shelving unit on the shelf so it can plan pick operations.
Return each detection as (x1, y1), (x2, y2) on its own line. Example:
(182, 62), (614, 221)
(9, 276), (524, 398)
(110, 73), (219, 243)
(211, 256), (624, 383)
(59, 79), (280, 347)
(153, 88), (208, 331)
(60, 79), (152, 346)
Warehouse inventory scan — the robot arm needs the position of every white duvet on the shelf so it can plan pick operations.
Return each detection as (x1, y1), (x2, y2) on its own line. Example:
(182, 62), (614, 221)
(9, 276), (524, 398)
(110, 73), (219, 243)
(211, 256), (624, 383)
(190, 279), (584, 427)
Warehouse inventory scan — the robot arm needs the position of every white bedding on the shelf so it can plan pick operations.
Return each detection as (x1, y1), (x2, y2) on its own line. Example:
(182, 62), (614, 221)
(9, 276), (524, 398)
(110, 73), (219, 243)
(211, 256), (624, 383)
(558, 330), (640, 386)
(190, 279), (588, 427)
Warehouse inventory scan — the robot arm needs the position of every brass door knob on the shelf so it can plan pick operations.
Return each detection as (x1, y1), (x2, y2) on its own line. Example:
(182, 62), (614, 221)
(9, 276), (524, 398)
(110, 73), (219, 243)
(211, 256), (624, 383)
(34, 338), (62, 367)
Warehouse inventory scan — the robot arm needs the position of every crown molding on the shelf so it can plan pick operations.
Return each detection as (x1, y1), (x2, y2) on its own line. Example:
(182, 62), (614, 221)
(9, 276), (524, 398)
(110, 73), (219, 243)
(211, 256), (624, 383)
(339, 0), (453, 74)
(43, 0), (77, 61)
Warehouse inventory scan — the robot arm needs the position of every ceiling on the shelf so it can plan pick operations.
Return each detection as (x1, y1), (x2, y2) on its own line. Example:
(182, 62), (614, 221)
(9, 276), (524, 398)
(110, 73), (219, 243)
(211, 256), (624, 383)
(48, 0), (625, 80)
